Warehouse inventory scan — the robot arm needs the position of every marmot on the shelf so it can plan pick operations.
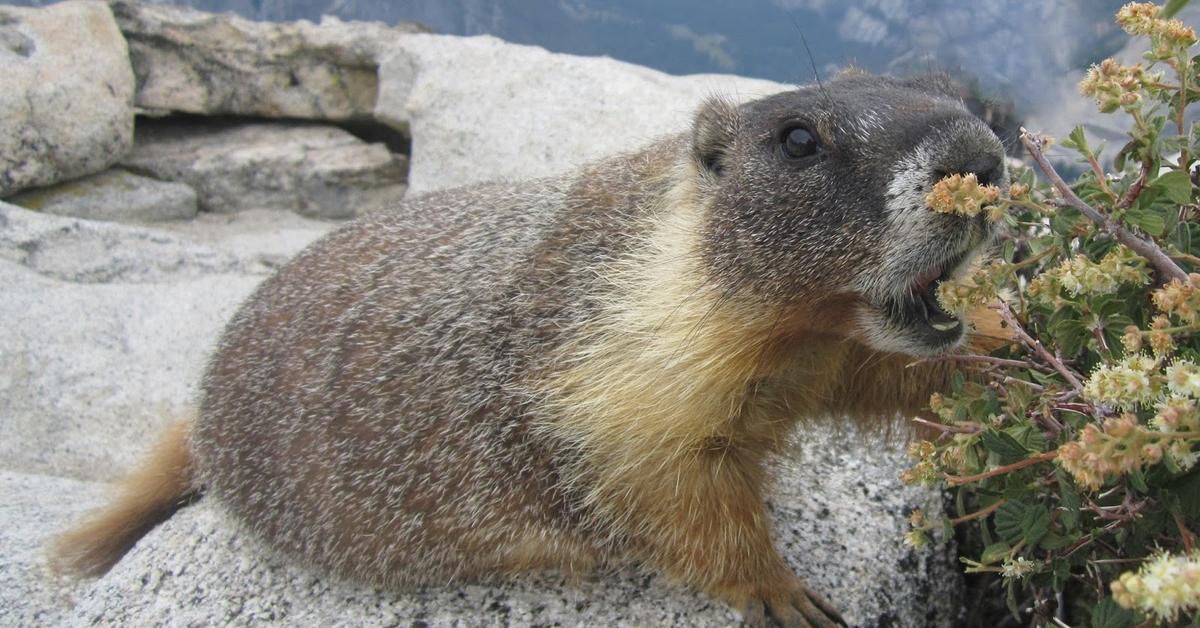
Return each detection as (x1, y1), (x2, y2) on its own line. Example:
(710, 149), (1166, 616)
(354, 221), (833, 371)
(52, 71), (1008, 627)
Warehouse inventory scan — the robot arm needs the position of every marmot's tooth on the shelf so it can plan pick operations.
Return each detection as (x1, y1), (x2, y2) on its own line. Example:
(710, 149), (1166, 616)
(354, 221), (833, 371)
(931, 319), (961, 332)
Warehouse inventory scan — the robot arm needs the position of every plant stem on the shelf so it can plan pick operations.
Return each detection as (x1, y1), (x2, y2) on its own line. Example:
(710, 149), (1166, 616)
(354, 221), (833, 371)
(1117, 161), (1152, 210)
(1007, 246), (1059, 271)
(1175, 511), (1196, 554)
(1001, 375), (1045, 392)
(944, 451), (1059, 486)
(949, 499), (1006, 524)
(911, 417), (981, 434)
(993, 301), (1085, 392)
(1168, 250), (1200, 266)
(909, 354), (1050, 372)
(1020, 129), (1189, 283)
(1087, 152), (1117, 201)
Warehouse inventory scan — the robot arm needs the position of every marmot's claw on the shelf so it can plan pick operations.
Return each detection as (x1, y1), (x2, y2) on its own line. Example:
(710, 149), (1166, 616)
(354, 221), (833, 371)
(740, 598), (768, 628)
(737, 577), (846, 628)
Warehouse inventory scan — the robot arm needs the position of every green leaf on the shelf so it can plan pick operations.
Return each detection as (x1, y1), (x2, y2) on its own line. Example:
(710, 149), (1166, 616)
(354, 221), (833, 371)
(1190, 121), (1200, 162)
(1167, 470), (1200, 520)
(1063, 125), (1092, 157)
(1005, 424), (1048, 454)
(1050, 205), (1084, 237)
(1091, 597), (1138, 628)
(1164, 0), (1192, 18)
(1038, 531), (1072, 551)
(964, 442), (982, 475)
(951, 369), (965, 393)
(1005, 579), (1020, 621)
(1152, 169), (1193, 205)
(1058, 470), (1082, 531)
(1128, 468), (1149, 493)
(981, 429), (1030, 465)
(1125, 207), (1168, 237)
(994, 501), (1027, 545)
(980, 541), (1011, 564)
(1022, 505), (1052, 547)
(1171, 221), (1193, 256)
(1051, 558), (1071, 592)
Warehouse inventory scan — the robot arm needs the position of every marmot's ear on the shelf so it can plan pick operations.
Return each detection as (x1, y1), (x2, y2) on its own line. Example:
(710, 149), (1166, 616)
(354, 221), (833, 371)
(691, 96), (739, 177)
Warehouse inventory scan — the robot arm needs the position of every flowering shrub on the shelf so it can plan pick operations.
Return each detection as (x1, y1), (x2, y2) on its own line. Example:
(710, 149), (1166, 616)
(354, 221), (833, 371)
(905, 3), (1200, 624)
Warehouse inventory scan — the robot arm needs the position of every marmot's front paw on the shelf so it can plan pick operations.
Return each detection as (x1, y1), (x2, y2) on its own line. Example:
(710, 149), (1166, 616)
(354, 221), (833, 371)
(724, 575), (846, 628)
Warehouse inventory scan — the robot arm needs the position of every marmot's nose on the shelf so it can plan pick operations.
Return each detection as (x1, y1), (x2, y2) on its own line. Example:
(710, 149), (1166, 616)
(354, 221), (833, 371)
(935, 154), (1003, 187)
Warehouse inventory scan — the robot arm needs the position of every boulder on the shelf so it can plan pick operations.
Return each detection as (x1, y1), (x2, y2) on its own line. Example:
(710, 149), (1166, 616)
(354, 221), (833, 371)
(375, 34), (787, 195)
(0, 202), (332, 481)
(1, 19), (968, 627)
(0, 1), (135, 196)
(109, 0), (426, 120)
(6, 168), (198, 223)
(1, 191), (965, 626)
(121, 119), (407, 218)
(0, 470), (106, 627)
(54, 434), (960, 627)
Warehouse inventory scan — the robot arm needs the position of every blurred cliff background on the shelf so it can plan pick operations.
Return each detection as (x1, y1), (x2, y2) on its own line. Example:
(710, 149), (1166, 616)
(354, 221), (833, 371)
(5, 0), (1179, 151)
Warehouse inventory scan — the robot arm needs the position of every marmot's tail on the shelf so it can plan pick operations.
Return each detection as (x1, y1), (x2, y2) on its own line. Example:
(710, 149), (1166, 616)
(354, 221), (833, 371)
(49, 420), (199, 577)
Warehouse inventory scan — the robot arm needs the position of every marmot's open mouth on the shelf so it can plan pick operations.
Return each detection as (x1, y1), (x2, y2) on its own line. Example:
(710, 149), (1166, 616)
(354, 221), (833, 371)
(883, 249), (972, 345)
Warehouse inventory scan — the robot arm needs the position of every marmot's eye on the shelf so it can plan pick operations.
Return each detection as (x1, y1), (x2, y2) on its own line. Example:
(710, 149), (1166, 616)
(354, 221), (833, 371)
(782, 126), (820, 160)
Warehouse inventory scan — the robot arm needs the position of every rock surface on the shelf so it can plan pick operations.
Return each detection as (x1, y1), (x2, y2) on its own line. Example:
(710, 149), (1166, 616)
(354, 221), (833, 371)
(0, 470), (106, 627)
(35, 435), (959, 628)
(0, 201), (331, 480)
(6, 168), (198, 223)
(110, 0), (426, 120)
(0, 13), (968, 627)
(121, 119), (407, 218)
(0, 1), (135, 196)
(376, 34), (787, 195)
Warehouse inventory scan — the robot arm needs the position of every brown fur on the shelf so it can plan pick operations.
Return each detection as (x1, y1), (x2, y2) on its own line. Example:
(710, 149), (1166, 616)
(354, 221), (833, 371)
(49, 419), (195, 577)
(51, 73), (1011, 627)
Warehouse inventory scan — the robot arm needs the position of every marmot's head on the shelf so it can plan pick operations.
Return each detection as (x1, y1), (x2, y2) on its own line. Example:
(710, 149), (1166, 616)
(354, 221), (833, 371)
(690, 71), (1006, 356)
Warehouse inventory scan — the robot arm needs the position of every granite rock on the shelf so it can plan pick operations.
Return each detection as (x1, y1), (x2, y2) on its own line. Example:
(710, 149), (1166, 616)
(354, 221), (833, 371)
(109, 0), (426, 120)
(0, 470), (106, 628)
(0, 1), (135, 196)
(375, 34), (787, 195)
(54, 433), (960, 627)
(0, 201), (332, 481)
(7, 168), (198, 223)
(0, 15), (969, 627)
(121, 119), (407, 218)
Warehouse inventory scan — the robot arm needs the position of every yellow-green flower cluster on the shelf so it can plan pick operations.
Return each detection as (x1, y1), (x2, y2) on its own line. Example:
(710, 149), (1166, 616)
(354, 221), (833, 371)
(938, 433), (981, 477)
(903, 508), (931, 548)
(1082, 353), (1161, 409)
(903, 529), (930, 549)
(1001, 557), (1040, 581)
(1116, 2), (1197, 59)
(1165, 359), (1200, 397)
(1116, 2), (1163, 34)
(1079, 58), (1159, 112)
(1027, 247), (1149, 304)
(936, 260), (1004, 313)
(1110, 551), (1200, 621)
(1153, 275), (1200, 324)
(926, 173), (1003, 220)
(1149, 315), (1177, 356)
(901, 438), (939, 486)
(1151, 396), (1200, 470)
(1056, 413), (1159, 490)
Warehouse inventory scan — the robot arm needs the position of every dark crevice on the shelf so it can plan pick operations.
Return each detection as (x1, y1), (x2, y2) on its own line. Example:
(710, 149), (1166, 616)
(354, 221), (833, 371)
(131, 112), (412, 157)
